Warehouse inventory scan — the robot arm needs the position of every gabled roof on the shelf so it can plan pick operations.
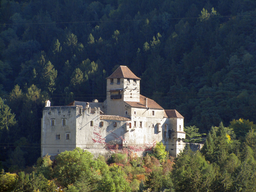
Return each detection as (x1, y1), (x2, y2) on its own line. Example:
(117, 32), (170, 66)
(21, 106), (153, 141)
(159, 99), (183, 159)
(165, 109), (184, 118)
(125, 95), (164, 110)
(107, 65), (141, 80)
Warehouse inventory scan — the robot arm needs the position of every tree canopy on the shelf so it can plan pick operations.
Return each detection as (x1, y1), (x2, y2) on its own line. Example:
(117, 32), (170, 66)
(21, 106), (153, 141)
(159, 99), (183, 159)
(1, 0), (256, 179)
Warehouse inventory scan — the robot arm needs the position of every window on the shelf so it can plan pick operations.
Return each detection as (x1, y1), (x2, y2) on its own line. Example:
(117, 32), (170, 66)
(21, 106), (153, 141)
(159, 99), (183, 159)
(134, 121), (136, 128)
(125, 111), (128, 115)
(157, 123), (161, 132)
(100, 122), (104, 127)
(90, 121), (93, 126)
(152, 111), (155, 116)
(130, 93), (132, 98)
(117, 78), (120, 84)
(140, 121), (142, 128)
(110, 78), (113, 84)
(66, 133), (70, 140)
(114, 122), (117, 127)
(51, 119), (55, 126)
(111, 92), (122, 99)
(56, 134), (60, 140)
(129, 123), (131, 128)
(179, 125), (181, 131)
(79, 108), (82, 115)
(62, 118), (66, 126)
(168, 130), (172, 139)
(134, 111), (136, 115)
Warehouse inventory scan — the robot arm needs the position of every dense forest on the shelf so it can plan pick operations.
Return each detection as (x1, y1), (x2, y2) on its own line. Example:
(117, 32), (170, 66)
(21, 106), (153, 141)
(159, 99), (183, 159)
(1, 0), (256, 187)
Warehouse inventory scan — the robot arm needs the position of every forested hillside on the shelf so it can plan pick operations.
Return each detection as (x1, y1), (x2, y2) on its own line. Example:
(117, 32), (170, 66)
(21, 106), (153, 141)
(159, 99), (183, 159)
(1, 0), (256, 169)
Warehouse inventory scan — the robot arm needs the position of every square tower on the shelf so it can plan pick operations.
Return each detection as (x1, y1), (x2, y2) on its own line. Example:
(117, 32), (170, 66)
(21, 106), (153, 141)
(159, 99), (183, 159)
(106, 66), (141, 115)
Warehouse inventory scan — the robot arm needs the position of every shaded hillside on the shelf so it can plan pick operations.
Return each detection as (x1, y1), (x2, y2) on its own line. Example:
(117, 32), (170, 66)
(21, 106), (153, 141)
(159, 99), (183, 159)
(1, 0), (256, 168)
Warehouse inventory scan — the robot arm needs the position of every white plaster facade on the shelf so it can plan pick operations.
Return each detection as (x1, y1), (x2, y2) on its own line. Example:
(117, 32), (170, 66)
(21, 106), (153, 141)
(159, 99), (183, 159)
(41, 66), (186, 157)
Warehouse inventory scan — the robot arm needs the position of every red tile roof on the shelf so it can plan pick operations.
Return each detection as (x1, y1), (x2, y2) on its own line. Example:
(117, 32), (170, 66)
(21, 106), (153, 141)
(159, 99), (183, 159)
(165, 109), (184, 118)
(107, 65), (141, 80)
(125, 95), (164, 110)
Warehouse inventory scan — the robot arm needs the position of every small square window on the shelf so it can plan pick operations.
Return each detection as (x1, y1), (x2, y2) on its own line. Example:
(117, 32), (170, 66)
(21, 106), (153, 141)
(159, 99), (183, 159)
(51, 119), (55, 126)
(66, 133), (70, 140)
(62, 119), (66, 126)
(90, 121), (93, 126)
(56, 134), (60, 140)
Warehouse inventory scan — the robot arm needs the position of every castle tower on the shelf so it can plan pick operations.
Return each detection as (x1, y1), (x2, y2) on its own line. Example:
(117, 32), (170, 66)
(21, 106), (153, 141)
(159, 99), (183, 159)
(106, 66), (141, 115)
(164, 109), (186, 157)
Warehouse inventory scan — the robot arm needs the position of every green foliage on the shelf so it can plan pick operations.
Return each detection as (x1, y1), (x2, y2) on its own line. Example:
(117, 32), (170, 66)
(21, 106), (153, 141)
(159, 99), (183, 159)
(110, 152), (128, 165)
(13, 171), (56, 192)
(53, 148), (98, 187)
(184, 125), (205, 143)
(0, 97), (16, 131)
(152, 142), (168, 163)
(172, 149), (216, 192)
(245, 129), (256, 154)
(201, 123), (238, 164)
(199, 7), (217, 21)
(232, 146), (256, 191)
(0, 170), (17, 192)
(36, 154), (53, 180)
(98, 164), (131, 192)
(229, 118), (256, 139)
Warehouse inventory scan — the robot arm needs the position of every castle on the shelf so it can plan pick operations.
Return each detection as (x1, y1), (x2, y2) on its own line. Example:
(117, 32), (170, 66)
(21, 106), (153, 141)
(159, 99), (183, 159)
(41, 66), (186, 157)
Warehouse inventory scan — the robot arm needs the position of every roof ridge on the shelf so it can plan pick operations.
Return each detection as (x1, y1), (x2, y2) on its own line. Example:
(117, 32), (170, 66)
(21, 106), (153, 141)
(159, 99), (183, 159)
(107, 65), (141, 80)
